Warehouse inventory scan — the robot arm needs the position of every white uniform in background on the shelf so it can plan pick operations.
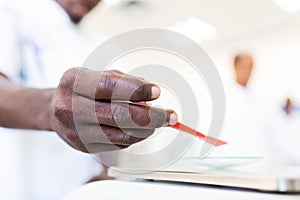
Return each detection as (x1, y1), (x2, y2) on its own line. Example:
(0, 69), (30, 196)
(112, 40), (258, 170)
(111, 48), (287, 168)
(273, 111), (300, 166)
(186, 80), (285, 161)
(210, 81), (275, 158)
(0, 0), (104, 199)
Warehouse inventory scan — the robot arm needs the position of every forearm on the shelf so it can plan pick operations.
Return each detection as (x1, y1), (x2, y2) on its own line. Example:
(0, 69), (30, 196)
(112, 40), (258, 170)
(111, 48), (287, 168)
(0, 76), (54, 130)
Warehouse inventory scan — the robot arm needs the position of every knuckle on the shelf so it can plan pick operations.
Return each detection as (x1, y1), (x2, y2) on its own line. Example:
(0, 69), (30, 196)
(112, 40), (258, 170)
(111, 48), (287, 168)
(98, 71), (115, 97)
(65, 130), (87, 152)
(65, 130), (79, 143)
(100, 70), (124, 88)
(135, 83), (151, 100)
(112, 104), (130, 126)
(129, 106), (151, 127)
(128, 129), (154, 139)
(117, 130), (140, 145)
(52, 101), (72, 123)
(110, 70), (123, 75)
(57, 128), (87, 152)
(150, 108), (167, 127)
(63, 67), (80, 78)
(128, 135), (143, 145)
(120, 132), (130, 144)
(59, 68), (80, 89)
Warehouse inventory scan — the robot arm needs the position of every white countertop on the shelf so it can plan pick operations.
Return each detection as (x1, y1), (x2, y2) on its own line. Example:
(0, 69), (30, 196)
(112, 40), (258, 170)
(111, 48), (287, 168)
(63, 180), (300, 200)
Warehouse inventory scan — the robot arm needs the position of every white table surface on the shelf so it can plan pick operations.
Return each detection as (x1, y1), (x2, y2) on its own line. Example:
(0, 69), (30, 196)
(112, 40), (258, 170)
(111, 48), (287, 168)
(63, 180), (300, 200)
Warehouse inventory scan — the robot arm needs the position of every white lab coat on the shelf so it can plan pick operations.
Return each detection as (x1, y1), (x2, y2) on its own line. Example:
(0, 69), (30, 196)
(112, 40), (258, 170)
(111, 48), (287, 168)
(185, 80), (285, 160)
(271, 111), (300, 166)
(0, 0), (104, 199)
(210, 81), (273, 157)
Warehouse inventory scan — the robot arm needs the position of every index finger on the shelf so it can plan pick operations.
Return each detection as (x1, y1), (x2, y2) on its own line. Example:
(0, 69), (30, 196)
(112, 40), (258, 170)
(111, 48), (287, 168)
(73, 68), (160, 102)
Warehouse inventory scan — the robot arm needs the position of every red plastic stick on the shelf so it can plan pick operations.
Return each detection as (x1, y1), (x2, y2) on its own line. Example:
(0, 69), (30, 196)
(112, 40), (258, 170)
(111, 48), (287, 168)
(171, 122), (227, 146)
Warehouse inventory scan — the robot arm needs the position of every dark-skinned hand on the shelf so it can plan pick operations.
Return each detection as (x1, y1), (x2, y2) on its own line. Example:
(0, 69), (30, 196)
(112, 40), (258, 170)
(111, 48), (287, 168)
(49, 68), (177, 153)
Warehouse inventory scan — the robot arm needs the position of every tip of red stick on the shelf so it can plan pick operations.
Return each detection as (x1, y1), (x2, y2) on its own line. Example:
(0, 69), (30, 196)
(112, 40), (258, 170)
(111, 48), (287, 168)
(171, 122), (227, 147)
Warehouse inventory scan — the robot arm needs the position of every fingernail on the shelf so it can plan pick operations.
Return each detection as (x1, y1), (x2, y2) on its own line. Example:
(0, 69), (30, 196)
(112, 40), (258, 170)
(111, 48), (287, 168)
(168, 112), (178, 126)
(151, 86), (160, 99)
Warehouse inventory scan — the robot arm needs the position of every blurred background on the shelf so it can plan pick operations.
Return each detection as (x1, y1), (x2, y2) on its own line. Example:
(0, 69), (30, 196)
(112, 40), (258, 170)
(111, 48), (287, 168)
(0, 0), (300, 199)
(80, 0), (300, 162)
(81, 0), (300, 102)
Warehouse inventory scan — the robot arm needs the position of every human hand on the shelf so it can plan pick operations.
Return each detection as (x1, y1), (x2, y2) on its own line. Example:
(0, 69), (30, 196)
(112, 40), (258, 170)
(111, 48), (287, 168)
(49, 68), (177, 153)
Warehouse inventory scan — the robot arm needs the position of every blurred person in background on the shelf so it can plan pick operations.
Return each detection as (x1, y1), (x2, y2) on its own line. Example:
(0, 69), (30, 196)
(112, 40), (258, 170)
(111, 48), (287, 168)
(208, 53), (284, 161)
(0, 0), (104, 199)
(181, 53), (276, 163)
(283, 98), (293, 115)
(278, 97), (300, 166)
(210, 53), (300, 167)
(233, 54), (253, 87)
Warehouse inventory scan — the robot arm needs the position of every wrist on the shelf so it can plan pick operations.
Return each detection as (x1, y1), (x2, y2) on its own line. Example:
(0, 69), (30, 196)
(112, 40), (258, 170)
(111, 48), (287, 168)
(13, 88), (55, 131)
(37, 88), (55, 131)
